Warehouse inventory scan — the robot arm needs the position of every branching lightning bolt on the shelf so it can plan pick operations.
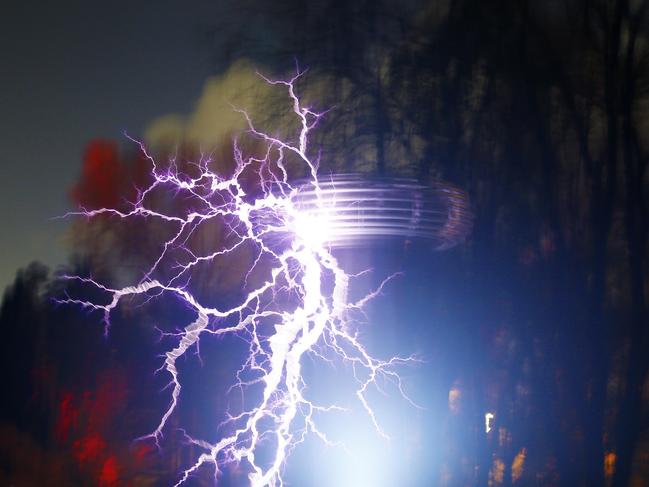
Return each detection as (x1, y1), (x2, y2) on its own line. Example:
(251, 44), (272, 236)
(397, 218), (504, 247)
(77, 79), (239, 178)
(60, 67), (418, 486)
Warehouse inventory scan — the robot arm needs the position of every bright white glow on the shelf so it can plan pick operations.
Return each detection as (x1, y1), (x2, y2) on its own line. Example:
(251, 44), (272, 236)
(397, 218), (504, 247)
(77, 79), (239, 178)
(485, 412), (495, 433)
(290, 176), (473, 249)
(292, 208), (332, 248)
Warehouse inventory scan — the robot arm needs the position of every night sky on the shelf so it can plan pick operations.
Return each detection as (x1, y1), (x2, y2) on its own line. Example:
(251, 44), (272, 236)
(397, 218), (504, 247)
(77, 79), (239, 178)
(0, 1), (215, 290)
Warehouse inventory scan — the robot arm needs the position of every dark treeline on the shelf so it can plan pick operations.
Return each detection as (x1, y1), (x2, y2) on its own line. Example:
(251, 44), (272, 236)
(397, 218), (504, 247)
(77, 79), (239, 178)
(1, 0), (649, 486)
(208, 0), (649, 485)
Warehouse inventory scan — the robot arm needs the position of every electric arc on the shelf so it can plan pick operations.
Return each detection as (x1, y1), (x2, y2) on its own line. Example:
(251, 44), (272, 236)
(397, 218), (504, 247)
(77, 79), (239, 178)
(60, 68), (471, 486)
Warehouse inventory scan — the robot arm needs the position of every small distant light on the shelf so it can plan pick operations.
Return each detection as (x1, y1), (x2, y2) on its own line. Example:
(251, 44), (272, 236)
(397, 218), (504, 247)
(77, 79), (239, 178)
(604, 451), (616, 479)
(485, 412), (495, 433)
(448, 386), (461, 414)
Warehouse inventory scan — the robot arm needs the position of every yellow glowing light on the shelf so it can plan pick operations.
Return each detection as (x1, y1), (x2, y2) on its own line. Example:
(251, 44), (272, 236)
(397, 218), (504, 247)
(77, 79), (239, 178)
(511, 448), (526, 483)
(489, 457), (505, 486)
(604, 451), (616, 478)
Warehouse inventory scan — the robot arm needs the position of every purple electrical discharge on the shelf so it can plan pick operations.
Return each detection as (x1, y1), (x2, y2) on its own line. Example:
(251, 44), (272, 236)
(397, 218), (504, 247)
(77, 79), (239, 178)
(59, 68), (470, 486)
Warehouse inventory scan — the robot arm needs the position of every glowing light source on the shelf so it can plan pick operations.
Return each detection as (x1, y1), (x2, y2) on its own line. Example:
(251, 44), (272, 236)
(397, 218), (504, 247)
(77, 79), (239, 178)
(291, 206), (333, 248)
(485, 412), (495, 433)
(292, 174), (472, 249)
